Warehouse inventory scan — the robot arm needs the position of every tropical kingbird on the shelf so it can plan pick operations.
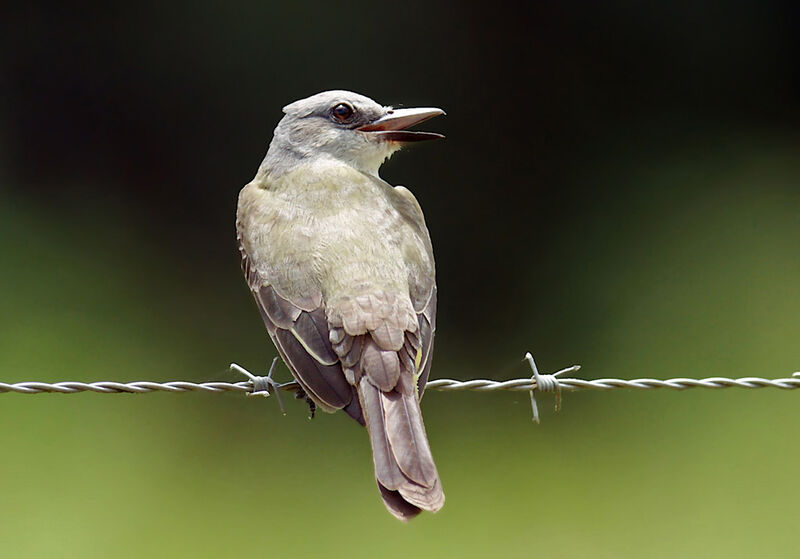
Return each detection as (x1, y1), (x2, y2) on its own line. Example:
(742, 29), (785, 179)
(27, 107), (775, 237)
(236, 91), (445, 520)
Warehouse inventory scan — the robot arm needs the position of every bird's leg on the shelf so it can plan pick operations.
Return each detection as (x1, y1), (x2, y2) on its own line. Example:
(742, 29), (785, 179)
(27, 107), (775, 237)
(291, 385), (316, 419)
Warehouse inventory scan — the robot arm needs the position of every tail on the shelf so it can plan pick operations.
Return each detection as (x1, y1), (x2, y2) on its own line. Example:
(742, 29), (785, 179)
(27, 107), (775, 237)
(357, 374), (444, 521)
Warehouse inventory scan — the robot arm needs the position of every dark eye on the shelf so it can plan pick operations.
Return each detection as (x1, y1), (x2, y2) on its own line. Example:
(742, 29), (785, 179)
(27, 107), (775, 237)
(331, 103), (354, 122)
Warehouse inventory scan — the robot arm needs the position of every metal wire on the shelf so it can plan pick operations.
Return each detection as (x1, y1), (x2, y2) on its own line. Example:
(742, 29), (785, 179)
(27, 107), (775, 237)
(0, 380), (255, 395)
(1, 355), (797, 396)
(2, 368), (799, 394)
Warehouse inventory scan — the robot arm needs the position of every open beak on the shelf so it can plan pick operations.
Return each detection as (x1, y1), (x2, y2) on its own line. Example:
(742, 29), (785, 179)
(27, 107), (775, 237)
(357, 107), (445, 142)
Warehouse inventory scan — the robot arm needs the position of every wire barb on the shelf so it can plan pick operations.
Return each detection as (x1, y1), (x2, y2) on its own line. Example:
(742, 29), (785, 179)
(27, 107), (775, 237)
(231, 358), (288, 414)
(525, 352), (569, 423)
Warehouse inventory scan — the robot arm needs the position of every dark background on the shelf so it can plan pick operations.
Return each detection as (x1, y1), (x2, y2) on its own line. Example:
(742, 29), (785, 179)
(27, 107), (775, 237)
(1, 2), (799, 557)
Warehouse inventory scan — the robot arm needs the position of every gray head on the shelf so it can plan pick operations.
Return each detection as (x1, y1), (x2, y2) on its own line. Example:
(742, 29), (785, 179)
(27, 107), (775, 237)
(261, 90), (444, 178)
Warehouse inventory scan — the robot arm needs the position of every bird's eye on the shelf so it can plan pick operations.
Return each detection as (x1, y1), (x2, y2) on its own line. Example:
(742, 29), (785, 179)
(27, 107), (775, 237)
(331, 103), (354, 122)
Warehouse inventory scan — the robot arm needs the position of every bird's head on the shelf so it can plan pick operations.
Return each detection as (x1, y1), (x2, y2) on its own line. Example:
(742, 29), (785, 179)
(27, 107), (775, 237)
(263, 90), (444, 177)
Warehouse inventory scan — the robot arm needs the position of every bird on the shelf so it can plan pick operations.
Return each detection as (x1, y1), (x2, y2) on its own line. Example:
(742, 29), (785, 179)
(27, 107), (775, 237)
(236, 90), (445, 520)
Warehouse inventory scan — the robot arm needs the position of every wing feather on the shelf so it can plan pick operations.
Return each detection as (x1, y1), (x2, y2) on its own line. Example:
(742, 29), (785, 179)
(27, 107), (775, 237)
(239, 253), (355, 413)
(273, 328), (351, 409)
(291, 307), (338, 365)
(256, 284), (301, 328)
(416, 287), (436, 396)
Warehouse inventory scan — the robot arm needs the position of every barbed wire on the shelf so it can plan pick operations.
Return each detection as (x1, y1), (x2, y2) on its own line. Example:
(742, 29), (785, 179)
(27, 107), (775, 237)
(2, 353), (798, 423)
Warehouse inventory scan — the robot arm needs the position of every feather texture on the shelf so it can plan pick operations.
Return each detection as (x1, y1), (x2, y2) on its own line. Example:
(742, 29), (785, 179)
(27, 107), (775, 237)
(236, 156), (442, 519)
(361, 339), (401, 391)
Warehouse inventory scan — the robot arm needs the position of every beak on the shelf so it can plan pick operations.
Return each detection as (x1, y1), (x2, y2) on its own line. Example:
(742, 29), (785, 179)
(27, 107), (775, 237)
(357, 107), (445, 142)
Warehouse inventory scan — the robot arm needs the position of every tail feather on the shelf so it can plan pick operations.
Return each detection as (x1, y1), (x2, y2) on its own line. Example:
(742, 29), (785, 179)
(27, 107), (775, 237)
(358, 376), (407, 491)
(358, 376), (444, 520)
(378, 485), (421, 521)
(383, 375), (438, 487)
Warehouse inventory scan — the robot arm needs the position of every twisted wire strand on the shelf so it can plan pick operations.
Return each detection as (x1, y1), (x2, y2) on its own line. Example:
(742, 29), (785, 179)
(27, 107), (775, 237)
(1, 367), (799, 395)
(0, 380), (254, 395)
(426, 374), (800, 392)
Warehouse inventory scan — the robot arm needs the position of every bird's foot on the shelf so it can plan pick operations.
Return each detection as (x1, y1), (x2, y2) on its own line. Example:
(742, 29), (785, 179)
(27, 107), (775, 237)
(291, 385), (316, 419)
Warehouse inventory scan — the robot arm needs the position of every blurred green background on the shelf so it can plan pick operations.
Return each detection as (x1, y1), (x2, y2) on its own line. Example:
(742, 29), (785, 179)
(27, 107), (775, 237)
(2, 2), (799, 557)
